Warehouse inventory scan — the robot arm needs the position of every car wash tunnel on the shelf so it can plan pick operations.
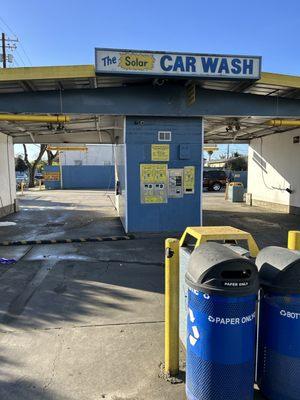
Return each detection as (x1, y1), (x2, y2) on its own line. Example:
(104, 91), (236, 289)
(1, 48), (300, 400)
(1, 48), (300, 232)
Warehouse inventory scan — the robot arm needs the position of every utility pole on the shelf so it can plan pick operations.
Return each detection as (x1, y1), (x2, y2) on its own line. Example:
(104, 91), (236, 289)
(1, 33), (6, 68)
(226, 144), (230, 159)
(1, 33), (18, 68)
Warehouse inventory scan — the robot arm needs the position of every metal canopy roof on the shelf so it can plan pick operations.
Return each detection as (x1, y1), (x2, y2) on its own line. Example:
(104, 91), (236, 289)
(1, 114), (124, 144)
(0, 65), (299, 144)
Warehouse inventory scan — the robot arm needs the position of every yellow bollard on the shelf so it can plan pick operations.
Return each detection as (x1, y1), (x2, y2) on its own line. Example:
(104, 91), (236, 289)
(288, 231), (300, 250)
(165, 238), (179, 376)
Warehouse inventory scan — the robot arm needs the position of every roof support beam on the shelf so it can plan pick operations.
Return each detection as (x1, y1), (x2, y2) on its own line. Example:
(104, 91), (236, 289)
(0, 84), (300, 117)
(18, 80), (36, 92)
(12, 130), (113, 144)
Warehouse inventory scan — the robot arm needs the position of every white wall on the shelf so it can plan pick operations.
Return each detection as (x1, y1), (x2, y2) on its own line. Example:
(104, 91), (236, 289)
(60, 145), (114, 166)
(248, 129), (300, 211)
(0, 132), (16, 215)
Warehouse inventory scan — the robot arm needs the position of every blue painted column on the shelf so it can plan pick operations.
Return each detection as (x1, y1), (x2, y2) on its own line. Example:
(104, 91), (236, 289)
(124, 116), (202, 233)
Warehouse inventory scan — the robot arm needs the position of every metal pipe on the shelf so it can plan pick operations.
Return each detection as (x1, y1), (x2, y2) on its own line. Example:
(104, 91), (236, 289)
(265, 119), (300, 127)
(0, 114), (70, 123)
(47, 146), (87, 151)
(164, 238), (179, 376)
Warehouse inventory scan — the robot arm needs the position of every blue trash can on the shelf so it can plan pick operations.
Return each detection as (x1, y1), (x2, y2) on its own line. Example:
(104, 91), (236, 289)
(185, 242), (258, 400)
(256, 246), (300, 400)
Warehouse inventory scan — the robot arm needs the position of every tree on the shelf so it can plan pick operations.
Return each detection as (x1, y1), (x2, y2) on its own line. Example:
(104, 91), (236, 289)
(46, 149), (59, 165)
(23, 144), (47, 187)
(15, 156), (27, 172)
(226, 156), (248, 171)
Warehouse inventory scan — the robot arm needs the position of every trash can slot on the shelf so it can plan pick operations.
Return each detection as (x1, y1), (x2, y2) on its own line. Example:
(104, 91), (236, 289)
(221, 269), (252, 279)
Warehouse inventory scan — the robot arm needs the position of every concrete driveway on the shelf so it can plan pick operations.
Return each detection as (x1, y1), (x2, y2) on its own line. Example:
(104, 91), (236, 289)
(203, 191), (300, 248)
(0, 190), (184, 400)
(0, 189), (291, 399)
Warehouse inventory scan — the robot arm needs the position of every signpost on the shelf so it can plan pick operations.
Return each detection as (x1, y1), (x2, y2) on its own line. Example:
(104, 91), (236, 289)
(95, 48), (261, 80)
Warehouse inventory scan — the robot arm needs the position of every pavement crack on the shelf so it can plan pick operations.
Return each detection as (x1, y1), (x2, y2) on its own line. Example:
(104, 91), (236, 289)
(94, 259), (163, 267)
(42, 333), (64, 392)
(0, 320), (164, 334)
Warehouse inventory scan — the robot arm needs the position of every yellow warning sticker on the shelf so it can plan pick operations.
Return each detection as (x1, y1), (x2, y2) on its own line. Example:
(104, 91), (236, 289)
(151, 144), (170, 161)
(183, 166), (195, 194)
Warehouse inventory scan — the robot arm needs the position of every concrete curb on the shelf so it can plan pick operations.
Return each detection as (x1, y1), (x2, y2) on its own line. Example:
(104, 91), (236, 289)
(0, 235), (135, 246)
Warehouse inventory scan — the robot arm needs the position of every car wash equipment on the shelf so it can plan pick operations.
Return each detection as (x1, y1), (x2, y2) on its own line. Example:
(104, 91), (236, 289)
(256, 246), (300, 400)
(185, 242), (258, 400)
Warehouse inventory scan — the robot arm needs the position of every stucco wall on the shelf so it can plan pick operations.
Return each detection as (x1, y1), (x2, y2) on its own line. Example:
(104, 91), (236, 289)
(60, 144), (114, 166)
(0, 133), (16, 217)
(248, 129), (300, 212)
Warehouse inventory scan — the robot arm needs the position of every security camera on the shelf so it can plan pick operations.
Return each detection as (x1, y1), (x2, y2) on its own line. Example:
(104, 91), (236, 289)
(134, 120), (144, 126)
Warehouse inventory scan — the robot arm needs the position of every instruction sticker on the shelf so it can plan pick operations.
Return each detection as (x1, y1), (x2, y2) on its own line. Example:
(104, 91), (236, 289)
(151, 144), (170, 162)
(183, 166), (195, 194)
(140, 164), (167, 184)
(140, 164), (168, 204)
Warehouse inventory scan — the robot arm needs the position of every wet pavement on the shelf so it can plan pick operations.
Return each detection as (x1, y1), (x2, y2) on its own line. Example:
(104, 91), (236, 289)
(0, 189), (296, 399)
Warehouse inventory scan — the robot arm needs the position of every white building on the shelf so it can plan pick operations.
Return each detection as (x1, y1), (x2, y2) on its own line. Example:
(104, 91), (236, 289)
(248, 129), (300, 214)
(0, 132), (16, 217)
(60, 144), (114, 166)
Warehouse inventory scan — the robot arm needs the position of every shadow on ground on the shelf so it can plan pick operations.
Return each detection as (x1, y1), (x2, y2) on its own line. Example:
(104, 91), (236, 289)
(0, 256), (164, 331)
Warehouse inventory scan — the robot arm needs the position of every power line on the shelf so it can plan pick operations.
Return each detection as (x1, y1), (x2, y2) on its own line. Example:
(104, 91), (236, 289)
(18, 43), (32, 66)
(0, 16), (17, 37)
(12, 57), (19, 67)
(15, 48), (26, 66)
(12, 51), (24, 67)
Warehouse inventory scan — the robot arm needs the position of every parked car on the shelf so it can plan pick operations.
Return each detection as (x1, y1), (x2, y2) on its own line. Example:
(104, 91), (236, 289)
(203, 169), (228, 191)
(16, 172), (29, 189)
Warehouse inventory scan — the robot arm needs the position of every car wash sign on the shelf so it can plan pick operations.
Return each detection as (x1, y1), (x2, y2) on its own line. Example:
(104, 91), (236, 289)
(95, 48), (261, 80)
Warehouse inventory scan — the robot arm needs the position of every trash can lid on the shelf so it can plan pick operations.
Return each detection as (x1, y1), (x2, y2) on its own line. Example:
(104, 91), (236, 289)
(185, 242), (258, 296)
(256, 246), (300, 293)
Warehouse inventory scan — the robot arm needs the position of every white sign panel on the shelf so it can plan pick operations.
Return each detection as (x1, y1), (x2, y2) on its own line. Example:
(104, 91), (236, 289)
(95, 48), (261, 80)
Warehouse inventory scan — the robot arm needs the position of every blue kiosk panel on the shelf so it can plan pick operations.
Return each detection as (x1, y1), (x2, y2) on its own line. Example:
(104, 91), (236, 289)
(124, 116), (202, 233)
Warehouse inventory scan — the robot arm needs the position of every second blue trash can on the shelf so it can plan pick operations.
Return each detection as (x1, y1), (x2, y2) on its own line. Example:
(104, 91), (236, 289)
(185, 242), (258, 400)
(256, 246), (300, 400)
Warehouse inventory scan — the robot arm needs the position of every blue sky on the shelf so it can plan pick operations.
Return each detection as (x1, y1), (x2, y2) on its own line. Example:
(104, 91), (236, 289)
(2, 0), (300, 159)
